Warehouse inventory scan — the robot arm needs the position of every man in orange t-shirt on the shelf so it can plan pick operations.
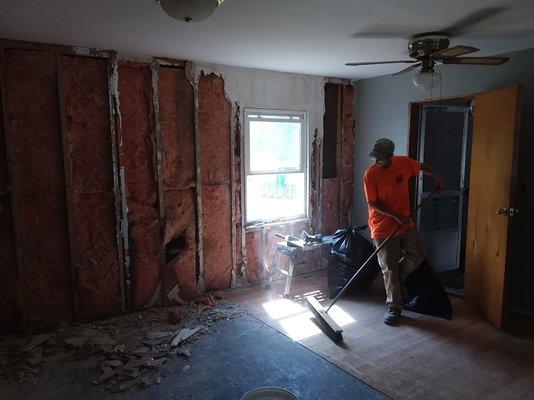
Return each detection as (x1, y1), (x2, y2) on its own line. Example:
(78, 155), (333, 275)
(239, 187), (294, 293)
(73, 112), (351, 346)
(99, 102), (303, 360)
(364, 138), (444, 325)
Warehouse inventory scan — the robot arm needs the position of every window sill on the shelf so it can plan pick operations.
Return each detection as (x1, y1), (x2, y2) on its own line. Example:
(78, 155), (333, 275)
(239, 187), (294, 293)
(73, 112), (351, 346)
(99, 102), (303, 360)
(244, 217), (310, 232)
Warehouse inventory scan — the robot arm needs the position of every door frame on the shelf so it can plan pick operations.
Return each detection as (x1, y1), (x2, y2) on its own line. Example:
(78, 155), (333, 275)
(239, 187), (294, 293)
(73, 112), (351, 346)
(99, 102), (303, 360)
(407, 95), (474, 223)
(407, 88), (521, 328)
(415, 102), (473, 272)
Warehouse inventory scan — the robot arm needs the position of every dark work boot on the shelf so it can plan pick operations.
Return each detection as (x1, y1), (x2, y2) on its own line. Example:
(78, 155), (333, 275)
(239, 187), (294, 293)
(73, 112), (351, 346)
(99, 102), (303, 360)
(383, 307), (402, 325)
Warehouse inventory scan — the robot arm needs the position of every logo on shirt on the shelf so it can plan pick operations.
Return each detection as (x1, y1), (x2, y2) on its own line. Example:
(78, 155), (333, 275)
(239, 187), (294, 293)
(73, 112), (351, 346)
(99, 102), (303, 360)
(395, 174), (404, 184)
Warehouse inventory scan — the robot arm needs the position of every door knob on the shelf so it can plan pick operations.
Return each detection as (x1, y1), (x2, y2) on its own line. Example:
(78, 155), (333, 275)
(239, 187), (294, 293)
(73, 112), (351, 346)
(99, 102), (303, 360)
(496, 208), (519, 217)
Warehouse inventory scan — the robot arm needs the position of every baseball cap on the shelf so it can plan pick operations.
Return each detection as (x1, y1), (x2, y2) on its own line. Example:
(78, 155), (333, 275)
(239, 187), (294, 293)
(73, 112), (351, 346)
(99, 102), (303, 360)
(369, 138), (395, 159)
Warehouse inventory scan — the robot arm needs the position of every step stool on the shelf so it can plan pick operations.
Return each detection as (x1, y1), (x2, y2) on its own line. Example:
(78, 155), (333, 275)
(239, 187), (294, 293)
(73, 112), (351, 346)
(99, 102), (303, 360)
(267, 241), (301, 298)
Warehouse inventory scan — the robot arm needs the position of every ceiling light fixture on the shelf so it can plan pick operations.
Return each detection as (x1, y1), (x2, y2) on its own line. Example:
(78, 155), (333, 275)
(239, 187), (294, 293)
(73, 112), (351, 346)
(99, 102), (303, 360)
(412, 70), (441, 91)
(157, 0), (224, 23)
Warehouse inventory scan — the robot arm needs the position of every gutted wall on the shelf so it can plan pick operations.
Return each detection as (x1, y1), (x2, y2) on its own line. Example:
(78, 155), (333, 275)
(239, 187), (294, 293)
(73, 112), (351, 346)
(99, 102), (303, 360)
(158, 66), (198, 302)
(3, 49), (72, 332)
(322, 82), (355, 234)
(0, 39), (356, 334)
(188, 63), (344, 284)
(117, 61), (162, 308)
(353, 47), (534, 314)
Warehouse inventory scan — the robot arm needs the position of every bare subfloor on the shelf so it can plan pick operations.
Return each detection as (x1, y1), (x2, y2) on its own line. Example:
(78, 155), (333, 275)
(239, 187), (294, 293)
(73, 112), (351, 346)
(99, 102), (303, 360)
(223, 271), (534, 400)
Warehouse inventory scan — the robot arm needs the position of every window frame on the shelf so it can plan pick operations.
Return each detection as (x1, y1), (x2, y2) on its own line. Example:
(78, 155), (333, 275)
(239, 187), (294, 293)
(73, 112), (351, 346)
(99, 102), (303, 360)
(244, 108), (309, 226)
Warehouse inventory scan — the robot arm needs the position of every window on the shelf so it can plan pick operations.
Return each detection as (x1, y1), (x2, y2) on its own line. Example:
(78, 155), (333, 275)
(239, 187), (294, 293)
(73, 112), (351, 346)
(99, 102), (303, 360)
(245, 109), (308, 225)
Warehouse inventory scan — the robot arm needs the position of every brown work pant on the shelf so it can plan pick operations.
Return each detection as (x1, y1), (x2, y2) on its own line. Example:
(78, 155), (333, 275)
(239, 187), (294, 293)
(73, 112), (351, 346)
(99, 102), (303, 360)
(373, 228), (426, 309)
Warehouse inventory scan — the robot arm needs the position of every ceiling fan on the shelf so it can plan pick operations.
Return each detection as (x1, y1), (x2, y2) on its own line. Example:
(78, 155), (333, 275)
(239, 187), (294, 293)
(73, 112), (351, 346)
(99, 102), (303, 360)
(346, 8), (511, 90)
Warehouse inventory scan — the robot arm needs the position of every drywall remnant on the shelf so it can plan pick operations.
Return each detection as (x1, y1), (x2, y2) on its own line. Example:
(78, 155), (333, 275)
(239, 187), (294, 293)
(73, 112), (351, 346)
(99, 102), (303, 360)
(159, 65), (198, 301)
(118, 60), (163, 309)
(198, 73), (233, 291)
(59, 54), (121, 321)
(4, 48), (72, 331)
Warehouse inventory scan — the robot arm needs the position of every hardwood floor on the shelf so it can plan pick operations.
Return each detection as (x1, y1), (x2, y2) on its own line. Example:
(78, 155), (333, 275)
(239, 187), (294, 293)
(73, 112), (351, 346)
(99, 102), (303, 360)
(223, 271), (534, 400)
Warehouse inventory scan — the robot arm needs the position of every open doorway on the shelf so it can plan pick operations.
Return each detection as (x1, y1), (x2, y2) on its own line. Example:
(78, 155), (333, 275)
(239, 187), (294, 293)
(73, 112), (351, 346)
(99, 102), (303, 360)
(410, 99), (473, 296)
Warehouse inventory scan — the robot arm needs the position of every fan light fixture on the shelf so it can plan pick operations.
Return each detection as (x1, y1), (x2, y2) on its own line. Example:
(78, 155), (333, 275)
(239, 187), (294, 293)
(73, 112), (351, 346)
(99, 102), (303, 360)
(158, 0), (224, 23)
(412, 70), (441, 91)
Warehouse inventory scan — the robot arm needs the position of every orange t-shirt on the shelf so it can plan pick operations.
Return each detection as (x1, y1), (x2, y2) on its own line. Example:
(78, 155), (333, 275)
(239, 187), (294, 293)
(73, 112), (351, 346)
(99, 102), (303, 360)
(364, 156), (421, 239)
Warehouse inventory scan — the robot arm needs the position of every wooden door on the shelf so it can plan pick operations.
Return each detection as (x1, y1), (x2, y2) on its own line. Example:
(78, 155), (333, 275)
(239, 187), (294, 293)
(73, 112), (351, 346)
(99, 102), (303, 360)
(465, 85), (521, 328)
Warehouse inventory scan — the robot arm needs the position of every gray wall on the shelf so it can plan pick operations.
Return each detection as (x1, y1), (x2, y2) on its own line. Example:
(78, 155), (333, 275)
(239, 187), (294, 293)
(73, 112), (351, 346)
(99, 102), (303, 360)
(353, 47), (534, 313)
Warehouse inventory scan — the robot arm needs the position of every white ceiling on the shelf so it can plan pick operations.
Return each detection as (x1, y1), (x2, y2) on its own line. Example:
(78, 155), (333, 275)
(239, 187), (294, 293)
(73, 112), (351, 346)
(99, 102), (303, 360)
(1, 0), (534, 79)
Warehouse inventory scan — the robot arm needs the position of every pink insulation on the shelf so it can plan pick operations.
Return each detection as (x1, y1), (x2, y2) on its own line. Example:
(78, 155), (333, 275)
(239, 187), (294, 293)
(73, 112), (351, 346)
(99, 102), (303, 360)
(118, 61), (163, 309)
(4, 49), (72, 331)
(245, 230), (263, 284)
(340, 84), (355, 227)
(59, 54), (121, 321)
(0, 71), (20, 334)
(321, 178), (339, 234)
(159, 66), (198, 301)
(198, 73), (232, 291)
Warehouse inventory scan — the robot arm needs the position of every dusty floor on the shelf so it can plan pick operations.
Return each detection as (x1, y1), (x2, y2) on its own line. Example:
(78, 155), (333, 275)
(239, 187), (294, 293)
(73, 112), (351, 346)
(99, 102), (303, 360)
(224, 271), (534, 400)
(0, 295), (387, 400)
(0, 296), (240, 396)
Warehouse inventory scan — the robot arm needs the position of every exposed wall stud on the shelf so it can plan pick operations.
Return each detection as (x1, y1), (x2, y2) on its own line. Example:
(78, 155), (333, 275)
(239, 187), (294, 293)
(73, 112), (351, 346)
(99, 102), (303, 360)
(187, 65), (205, 292)
(108, 52), (129, 312)
(0, 47), (25, 330)
(150, 59), (167, 304)
(230, 101), (238, 287)
(56, 52), (80, 322)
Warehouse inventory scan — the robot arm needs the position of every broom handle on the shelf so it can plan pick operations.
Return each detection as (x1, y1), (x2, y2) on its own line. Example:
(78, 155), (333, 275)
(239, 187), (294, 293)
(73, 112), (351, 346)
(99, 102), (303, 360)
(326, 194), (433, 313)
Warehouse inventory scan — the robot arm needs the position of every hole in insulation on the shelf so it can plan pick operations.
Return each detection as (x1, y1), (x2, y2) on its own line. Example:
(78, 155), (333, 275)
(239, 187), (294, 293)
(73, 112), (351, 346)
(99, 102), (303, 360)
(165, 235), (187, 264)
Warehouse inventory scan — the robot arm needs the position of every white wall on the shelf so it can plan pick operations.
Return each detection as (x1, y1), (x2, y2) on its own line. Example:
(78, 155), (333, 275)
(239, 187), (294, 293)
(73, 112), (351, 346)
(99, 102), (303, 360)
(189, 62), (325, 141)
(352, 47), (534, 313)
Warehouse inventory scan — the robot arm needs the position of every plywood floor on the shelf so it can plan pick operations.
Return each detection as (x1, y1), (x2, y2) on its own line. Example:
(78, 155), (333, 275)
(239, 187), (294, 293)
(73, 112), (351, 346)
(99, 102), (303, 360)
(223, 271), (534, 400)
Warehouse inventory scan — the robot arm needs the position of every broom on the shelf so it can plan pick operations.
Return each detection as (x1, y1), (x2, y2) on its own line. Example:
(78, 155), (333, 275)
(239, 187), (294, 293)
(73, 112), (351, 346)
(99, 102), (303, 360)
(306, 195), (434, 342)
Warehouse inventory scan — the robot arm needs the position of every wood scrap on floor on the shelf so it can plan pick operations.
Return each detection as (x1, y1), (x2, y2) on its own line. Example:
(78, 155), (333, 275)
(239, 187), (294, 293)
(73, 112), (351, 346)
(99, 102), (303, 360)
(0, 299), (242, 393)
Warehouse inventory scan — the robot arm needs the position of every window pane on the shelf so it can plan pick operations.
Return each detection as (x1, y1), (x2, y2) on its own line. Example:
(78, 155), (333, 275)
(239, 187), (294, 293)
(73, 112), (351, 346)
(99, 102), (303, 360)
(246, 173), (306, 223)
(249, 120), (301, 172)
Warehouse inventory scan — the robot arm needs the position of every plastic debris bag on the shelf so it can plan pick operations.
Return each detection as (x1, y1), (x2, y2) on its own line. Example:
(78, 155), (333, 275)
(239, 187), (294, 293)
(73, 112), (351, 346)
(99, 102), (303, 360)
(403, 259), (453, 320)
(328, 226), (380, 298)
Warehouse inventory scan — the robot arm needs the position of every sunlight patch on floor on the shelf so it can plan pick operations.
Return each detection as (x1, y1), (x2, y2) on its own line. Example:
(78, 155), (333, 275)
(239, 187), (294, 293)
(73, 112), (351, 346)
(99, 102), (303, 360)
(261, 291), (357, 341)
(262, 298), (307, 320)
(278, 310), (323, 341)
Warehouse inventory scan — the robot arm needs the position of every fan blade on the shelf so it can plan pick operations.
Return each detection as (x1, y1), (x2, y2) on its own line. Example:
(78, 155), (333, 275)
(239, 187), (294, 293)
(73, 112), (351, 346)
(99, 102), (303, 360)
(442, 56), (509, 65)
(443, 7), (509, 37)
(351, 31), (413, 39)
(345, 60), (416, 66)
(433, 45), (479, 59)
(393, 63), (421, 76)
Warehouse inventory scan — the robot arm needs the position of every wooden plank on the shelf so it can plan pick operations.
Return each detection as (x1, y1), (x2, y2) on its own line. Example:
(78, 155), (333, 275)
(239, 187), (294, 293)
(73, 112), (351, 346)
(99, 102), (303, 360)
(464, 85), (521, 328)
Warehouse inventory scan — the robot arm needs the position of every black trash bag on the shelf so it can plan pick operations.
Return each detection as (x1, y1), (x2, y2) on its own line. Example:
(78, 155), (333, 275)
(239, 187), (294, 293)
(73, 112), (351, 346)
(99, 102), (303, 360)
(328, 226), (380, 299)
(403, 259), (453, 320)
